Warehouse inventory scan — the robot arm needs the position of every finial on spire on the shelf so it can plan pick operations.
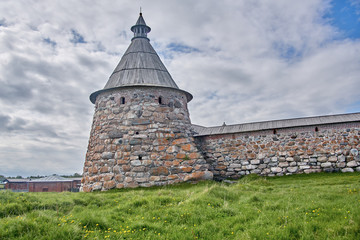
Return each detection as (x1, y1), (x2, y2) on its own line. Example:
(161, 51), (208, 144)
(131, 11), (151, 40)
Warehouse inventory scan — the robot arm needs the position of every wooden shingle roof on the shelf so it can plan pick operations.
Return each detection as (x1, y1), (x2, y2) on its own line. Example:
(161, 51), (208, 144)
(192, 112), (360, 136)
(90, 13), (192, 103)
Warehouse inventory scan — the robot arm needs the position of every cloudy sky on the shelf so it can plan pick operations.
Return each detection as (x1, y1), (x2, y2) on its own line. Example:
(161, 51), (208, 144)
(1, 0), (359, 177)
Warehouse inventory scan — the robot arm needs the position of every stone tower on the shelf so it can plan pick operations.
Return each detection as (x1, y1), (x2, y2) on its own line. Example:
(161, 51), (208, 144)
(82, 13), (212, 191)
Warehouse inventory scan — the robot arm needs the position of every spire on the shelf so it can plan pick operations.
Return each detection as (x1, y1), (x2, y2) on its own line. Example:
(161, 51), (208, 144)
(130, 11), (151, 40)
(89, 12), (193, 104)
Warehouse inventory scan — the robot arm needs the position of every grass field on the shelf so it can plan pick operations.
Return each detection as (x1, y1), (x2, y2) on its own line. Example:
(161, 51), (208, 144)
(0, 173), (360, 239)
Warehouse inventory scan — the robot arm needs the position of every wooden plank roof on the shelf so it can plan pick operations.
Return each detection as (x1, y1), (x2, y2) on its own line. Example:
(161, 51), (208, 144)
(192, 112), (360, 136)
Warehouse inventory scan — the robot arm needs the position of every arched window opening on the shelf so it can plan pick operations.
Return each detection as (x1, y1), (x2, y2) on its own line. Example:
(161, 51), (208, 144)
(120, 97), (125, 104)
(135, 131), (139, 135)
(315, 127), (319, 132)
(273, 129), (277, 134)
(158, 96), (163, 105)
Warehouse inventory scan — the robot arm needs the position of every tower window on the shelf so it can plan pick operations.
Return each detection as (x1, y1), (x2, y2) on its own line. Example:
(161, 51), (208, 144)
(139, 156), (143, 160)
(120, 97), (125, 104)
(315, 127), (319, 132)
(158, 96), (163, 104)
(273, 129), (277, 134)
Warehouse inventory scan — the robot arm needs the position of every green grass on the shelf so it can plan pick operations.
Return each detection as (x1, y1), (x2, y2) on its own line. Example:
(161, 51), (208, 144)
(1, 172), (360, 239)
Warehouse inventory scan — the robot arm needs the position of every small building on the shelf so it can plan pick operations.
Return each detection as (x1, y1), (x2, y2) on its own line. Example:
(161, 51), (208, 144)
(4, 178), (30, 192)
(0, 176), (7, 191)
(5, 176), (81, 192)
(28, 175), (81, 192)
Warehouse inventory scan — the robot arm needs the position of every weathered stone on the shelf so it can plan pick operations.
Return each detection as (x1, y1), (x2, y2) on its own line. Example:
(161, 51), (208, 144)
(130, 139), (142, 145)
(336, 162), (346, 168)
(92, 182), (103, 191)
(287, 167), (298, 173)
(150, 176), (160, 181)
(347, 161), (358, 167)
(350, 149), (359, 156)
(104, 180), (116, 189)
(229, 164), (241, 168)
(130, 160), (142, 166)
(317, 156), (327, 162)
(113, 165), (121, 174)
(109, 131), (123, 138)
(151, 166), (169, 176)
(279, 162), (289, 167)
(250, 160), (260, 165)
(321, 162), (332, 168)
(328, 156), (338, 162)
(102, 152), (114, 159)
(341, 168), (354, 173)
(271, 167), (282, 173)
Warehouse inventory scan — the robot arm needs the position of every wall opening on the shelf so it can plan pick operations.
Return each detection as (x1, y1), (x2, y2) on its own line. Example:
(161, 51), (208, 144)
(135, 131), (139, 135)
(315, 127), (319, 132)
(120, 97), (125, 104)
(273, 129), (277, 134)
(158, 96), (163, 104)
(139, 156), (142, 160)
(42, 188), (48, 192)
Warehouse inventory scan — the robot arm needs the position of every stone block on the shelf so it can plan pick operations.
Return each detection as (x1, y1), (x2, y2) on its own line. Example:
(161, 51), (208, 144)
(180, 166), (193, 173)
(135, 178), (148, 183)
(104, 180), (116, 189)
(336, 162), (346, 168)
(347, 161), (358, 167)
(102, 152), (114, 159)
(278, 162), (289, 167)
(271, 167), (282, 173)
(341, 168), (354, 173)
(113, 166), (121, 174)
(328, 156), (338, 162)
(338, 155), (346, 162)
(133, 166), (145, 172)
(172, 138), (189, 145)
(287, 167), (298, 173)
(150, 166), (169, 176)
(92, 182), (103, 191)
(108, 131), (123, 138)
(229, 164), (241, 168)
(250, 160), (260, 165)
(350, 149), (359, 156)
(246, 165), (256, 170)
(318, 156), (327, 162)
(321, 162), (332, 168)
(131, 160), (142, 166)
(289, 162), (297, 167)
(150, 176), (160, 181)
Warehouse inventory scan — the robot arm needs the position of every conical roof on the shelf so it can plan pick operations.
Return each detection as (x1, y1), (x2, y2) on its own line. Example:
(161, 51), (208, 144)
(90, 13), (192, 103)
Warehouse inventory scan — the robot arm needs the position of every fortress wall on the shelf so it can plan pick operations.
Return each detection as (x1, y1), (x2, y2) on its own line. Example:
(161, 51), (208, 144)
(195, 122), (360, 180)
(82, 87), (211, 192)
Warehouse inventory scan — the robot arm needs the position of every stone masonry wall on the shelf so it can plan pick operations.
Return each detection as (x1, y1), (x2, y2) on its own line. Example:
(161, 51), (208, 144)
(82, 87), (212, 192)
(195, 122), (360, 180)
